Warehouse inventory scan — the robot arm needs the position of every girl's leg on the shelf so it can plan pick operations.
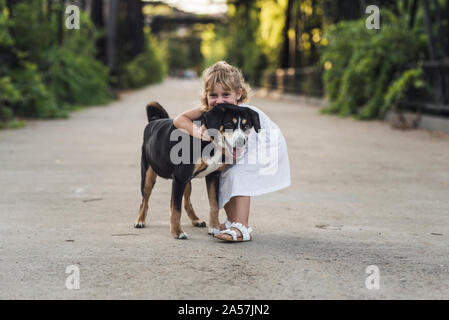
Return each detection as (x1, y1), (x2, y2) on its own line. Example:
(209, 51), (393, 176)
(225, 196), (250, 225)
(217, 196), (251, 240)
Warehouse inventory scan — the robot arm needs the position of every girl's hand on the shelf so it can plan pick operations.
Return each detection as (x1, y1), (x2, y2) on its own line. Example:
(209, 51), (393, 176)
(173, 107), (217, 143)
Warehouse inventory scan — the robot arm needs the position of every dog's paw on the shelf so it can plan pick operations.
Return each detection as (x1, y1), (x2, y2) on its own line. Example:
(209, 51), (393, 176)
(193, 220), (207, 228)
(134, 222), (145, 228)
(175, 232), (188, 240)
(208, 227), (220, 236)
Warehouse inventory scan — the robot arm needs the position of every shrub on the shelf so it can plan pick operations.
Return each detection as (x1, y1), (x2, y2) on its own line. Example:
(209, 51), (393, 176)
(0, 0), (112, 125)
(46, 47), (111, 109)
(44, 8), (113, 109)
(320, 11), (427, 119)
(9, 61), (61, 118)
(120, 36), (167, 89)
(382, 67), (429, 114)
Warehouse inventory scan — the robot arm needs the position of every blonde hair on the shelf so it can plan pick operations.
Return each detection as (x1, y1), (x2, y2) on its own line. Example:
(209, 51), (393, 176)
(200, 61), (251, 111)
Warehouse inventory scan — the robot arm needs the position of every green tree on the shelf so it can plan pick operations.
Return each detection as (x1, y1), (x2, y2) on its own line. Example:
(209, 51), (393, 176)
(223, 1), (266, 85)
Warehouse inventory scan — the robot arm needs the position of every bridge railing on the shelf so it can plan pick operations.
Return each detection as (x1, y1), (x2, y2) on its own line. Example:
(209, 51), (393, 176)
(264, 67), (324, 98)
(264, 62), (449, 116)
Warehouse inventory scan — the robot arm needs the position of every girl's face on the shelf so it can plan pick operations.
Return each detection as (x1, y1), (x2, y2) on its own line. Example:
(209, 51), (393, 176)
(207, 83), (242, 108)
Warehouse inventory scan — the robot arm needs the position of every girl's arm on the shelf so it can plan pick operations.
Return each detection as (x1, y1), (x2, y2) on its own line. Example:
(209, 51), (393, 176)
(173, 107), (210, 141)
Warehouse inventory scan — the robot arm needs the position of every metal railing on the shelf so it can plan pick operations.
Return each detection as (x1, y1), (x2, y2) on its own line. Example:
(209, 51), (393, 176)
(265, 62), (449, 116)
(264, 67), (324, 98)
(399, 60), (449, 115)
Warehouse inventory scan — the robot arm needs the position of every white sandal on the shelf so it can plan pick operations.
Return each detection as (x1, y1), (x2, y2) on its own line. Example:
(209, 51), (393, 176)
(215, 222), (253, 242)
(222, 219), (232, 230)
(208, 219), (232, 235)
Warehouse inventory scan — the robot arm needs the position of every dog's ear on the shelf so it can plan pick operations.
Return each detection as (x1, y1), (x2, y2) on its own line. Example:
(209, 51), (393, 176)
(250, 110), (261, 132)
(240, 108), (261, 133)
(202, 105), (226, 129)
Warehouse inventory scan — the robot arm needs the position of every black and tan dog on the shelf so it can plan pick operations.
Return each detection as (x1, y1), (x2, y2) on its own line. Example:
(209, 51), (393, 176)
(134, 102), (261, 239)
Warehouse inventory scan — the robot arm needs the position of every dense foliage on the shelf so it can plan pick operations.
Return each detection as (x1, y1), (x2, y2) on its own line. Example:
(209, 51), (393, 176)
(320, 10), (428, 119)
(120, 33), (167, 88)
(0, 0), (167, 128)
(0, 0), (112, 126)
(200, 0), (332, 83)
(198, 0), (445, 119)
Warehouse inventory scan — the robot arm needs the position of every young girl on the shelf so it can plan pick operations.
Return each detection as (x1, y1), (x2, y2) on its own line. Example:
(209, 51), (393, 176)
(173, 61), (290, 242)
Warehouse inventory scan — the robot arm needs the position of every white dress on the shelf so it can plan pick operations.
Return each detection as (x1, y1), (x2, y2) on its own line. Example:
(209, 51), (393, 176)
(218, 103), (291, 208)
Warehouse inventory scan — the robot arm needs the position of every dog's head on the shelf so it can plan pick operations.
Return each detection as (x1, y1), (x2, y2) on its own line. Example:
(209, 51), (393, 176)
(201, 103), (261, 162)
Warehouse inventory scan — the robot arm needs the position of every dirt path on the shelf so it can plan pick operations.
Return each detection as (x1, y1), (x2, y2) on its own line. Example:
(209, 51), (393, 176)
(1, 78), (448, 299)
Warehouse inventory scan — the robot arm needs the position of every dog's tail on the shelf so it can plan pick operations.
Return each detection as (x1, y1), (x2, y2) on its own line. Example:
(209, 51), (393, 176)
(146, 101), (169, 122)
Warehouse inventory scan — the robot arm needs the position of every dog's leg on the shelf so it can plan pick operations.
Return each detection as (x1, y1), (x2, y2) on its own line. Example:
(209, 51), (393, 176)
(134, 166), (157, 228)
(206, 172), (220, 235)
(183, 182), (206, 228)
(170, 178), (188, 239)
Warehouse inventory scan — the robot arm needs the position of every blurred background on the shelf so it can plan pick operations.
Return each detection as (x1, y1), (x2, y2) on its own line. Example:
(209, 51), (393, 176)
(1, 0), (448, 129)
